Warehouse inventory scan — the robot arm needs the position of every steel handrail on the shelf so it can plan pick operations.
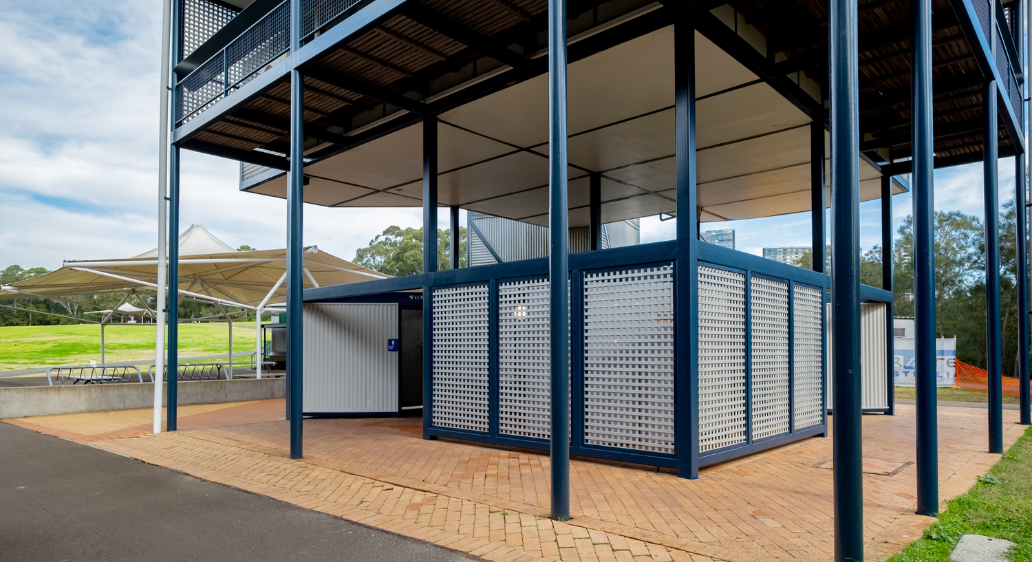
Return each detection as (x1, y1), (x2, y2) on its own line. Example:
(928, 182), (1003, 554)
(46, 365), (143, 386)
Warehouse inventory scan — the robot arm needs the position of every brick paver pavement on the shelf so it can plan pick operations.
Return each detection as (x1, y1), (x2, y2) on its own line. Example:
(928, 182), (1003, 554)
(5, 401), (1025, 562)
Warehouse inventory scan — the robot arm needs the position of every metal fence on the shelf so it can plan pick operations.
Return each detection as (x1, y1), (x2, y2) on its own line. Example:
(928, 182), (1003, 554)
(148, 363), (230, 381)
(46, 366), (143, 386)
(175, 0), (367, 125)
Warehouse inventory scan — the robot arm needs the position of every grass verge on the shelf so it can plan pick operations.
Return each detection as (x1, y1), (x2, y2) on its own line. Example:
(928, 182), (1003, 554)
(895, 386), (1020, 405)
(886, 426), (1032, 562)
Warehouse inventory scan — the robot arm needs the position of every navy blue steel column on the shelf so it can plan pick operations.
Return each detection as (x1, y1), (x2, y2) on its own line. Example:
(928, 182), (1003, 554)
(882, 175), (895, 416)
(912, 0), (939, 515)
(167, 145), (180, 431)
(1017, 152), (1031, 425)
(984, 81), (1004, 454)
(589, 173), (602, 251)
(450, 205), (459, 269)
(422, 116), (438, 440)
(547, 0), (570, 522)
(674, 16), (700, 480)
(829, 0), (864, 557)
(811, 119), (826, 273)
(286, 0), (304, 459)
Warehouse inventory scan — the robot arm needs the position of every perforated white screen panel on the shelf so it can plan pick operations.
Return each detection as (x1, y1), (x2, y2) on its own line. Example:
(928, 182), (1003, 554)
(498, 278), (551, 440)
(698, 265), (747, 452)
(750, 277), (790, 440)
(583, 265), (675, 454)
(432, 285), (489, 432)
(793, 285), (824, 429)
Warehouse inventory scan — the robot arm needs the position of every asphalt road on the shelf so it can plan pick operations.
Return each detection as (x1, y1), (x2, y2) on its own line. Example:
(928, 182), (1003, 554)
(0, 422), (475, 562)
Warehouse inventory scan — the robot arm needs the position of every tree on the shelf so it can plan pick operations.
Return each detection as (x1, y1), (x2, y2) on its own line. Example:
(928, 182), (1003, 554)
(792, 246), (882, 288)
(353, 226), (467, 276)
(236, 245), (256, 252)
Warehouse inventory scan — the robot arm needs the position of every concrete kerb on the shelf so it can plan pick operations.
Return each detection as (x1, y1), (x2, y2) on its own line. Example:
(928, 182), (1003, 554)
(0, 378), (286, 419)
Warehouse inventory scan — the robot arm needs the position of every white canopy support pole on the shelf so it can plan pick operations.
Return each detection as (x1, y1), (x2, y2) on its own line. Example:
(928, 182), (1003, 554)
(303, 266), (320, 288)
(153, 0), (172, 435)
(256, 306), (263, 379)
(69, 268), (256, 311)
(258, 272), (288, 310)
(209, 298), (234, 380)
(303, 261), (388, 279)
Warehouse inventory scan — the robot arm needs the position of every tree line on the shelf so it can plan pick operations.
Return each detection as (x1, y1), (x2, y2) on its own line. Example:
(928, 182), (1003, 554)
(793, 201), (1024, 376)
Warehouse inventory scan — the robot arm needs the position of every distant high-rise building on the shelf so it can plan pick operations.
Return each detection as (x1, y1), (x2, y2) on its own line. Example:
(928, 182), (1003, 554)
(701, 229), (735, 250)
(763, 246), (811, 265)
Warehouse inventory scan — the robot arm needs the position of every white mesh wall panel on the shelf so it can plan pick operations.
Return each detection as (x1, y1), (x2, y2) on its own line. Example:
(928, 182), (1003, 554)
(698, 266), (747, 452)
(750, 277), (790, 440)
(432, 285), (490, 432)
(583, 265), (675, 454)
(793, 285), (824, 429)
(498, 278), (551, 439)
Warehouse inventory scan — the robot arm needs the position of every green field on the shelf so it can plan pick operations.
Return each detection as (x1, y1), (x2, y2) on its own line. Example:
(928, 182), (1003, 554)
(0, 323), (259, 372)
(895, 386), (1020, 405)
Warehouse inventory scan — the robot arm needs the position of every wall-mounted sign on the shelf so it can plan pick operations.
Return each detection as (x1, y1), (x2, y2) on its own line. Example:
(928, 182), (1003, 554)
(387, 339), (399, 352)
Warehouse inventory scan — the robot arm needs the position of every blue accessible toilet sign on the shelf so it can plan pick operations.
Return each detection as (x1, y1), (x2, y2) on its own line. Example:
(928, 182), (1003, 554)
(387, 339), (399, 352)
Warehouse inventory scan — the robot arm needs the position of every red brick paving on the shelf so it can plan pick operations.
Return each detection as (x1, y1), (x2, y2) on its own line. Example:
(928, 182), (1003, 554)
(5, 401), (1026, 561)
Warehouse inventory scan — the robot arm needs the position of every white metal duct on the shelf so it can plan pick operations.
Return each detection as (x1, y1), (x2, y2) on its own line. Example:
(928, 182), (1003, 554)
(583, 264), (675, 454)
(750, 276), (791, 440)
(793, 285), (824, 429)
(825, 302), (890, 410)
(303, 303), (398, 414)
(698, 265), (747, 452)
(432, 284), (490, 432)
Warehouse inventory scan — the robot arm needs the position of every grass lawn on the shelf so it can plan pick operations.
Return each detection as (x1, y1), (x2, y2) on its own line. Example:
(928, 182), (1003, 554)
(895, 386), (1020, 405)
(887, 427), (1032, 562)
(0, 323), (259, 372)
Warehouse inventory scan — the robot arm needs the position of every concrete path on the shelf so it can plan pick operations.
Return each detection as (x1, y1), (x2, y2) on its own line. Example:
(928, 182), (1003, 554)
(0, 422), (475, 562)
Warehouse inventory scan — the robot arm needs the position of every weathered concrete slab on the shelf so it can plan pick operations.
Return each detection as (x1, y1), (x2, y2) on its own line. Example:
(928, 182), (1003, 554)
(950, 535), (1016, 562)
(0, 378), (285, 419)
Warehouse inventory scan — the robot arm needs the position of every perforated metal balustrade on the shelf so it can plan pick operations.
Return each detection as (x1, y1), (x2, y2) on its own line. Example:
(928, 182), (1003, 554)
(583, 265), (675, 454)
(750, 276), (790, 440)
(182, 0), (239, 60)
(432, 284), (490, 432)
(698, 265), (747, 452)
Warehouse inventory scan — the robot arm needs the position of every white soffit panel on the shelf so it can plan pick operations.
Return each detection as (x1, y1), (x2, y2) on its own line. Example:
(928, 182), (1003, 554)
(387, 151), (579, 206)
(332, 190), (420, 207)
(245, 176), (376, 206)
(699, 177), (904, 221)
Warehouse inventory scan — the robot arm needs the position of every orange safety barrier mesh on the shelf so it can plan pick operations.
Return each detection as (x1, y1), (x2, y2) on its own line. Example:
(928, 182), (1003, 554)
(955, 360), (1029, 396)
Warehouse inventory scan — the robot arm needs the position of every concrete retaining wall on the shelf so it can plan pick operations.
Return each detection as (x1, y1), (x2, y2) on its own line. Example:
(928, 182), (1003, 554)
(0, 378), (286, 419)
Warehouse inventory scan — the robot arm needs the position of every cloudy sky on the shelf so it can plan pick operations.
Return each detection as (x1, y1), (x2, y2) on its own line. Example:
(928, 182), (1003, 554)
(0, 1), (1018, 271)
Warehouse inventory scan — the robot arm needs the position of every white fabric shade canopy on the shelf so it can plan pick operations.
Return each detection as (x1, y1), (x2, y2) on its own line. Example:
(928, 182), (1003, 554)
(0, 224), (387, 309)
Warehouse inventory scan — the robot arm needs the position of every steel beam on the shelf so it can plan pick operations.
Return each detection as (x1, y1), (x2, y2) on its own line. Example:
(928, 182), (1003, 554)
(547, 0), (571, 522)
(422, 115), (438, 441)
(985, 80), (1004, 454)
(402, 4), (538, 74)
(450, 205), (460, 269)
(674, 16), (700, 480)
(913, 0), (939, 516)
(811, 119), (826, 273)
(1017, 152), (1031, 425)
(589, 173), (602, 251)
(829, 0), (863, 558)
(287, 0), (304, 460)
(167, 145), (180, 432)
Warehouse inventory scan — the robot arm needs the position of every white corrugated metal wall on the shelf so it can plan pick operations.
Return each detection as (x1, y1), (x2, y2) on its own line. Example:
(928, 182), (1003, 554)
(825, 302), (890, 410)
(303, 303), (399, 414)
(468, 213), (639, 266)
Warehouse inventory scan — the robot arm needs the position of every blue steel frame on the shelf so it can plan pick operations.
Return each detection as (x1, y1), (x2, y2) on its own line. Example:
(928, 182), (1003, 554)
(286, 0), (304, 459)
(829, 0), (864, 559)
(985, 79), (1004, 455)
(166, 0), (185, 432)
